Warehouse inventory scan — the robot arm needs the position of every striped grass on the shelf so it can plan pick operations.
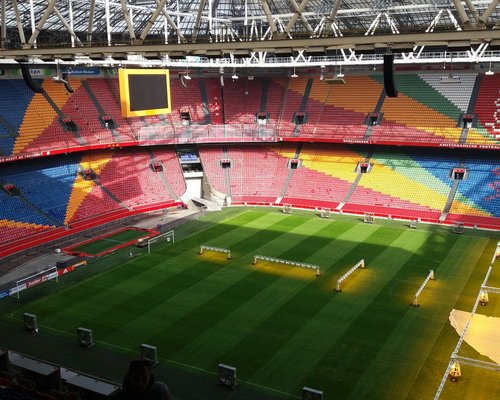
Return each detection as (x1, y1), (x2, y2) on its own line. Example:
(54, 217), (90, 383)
(1, 208), (499, 400)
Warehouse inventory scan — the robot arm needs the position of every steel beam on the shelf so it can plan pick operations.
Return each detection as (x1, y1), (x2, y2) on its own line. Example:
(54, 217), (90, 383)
(120, 0), (136, 41)
(137, 0), (169, 44)
(87, 0), (96, 44)
(191, 0), (206, 43)
(11, 0), (26, 47)
(154, 0), (186, 43)
(284, 0), (312, 36)
(25, 0), (57, 49)
(261, 0), (278, 38)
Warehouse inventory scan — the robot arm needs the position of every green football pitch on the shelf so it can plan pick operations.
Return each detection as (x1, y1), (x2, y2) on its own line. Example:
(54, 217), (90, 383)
(1, 208), (499, 400)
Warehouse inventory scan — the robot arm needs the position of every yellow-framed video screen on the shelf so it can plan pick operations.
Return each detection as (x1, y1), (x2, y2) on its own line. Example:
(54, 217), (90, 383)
(118, 68), (171, 117)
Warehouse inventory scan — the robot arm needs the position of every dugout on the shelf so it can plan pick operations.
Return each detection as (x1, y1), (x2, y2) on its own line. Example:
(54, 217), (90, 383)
(56, 256), (87, 272)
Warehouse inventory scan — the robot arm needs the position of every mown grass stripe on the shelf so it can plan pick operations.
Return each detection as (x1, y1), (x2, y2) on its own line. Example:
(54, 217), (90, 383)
(351, 236), (490, 400)
(207, 226), (397, 386)
(21, 212), (297, 337)
(143, 217), (335, 354)
(172, 221), (361, 367)
(245, 227), (422, 394)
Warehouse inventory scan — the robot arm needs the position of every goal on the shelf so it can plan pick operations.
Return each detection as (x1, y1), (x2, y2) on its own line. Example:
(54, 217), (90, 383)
(363, 213), (374, 224)
(452, 223), (464, 234)
(320, 208), (331, 219)
(147, 230), (174, 254)
(10, 266), (58, 299)
(283, 204), (292, 214)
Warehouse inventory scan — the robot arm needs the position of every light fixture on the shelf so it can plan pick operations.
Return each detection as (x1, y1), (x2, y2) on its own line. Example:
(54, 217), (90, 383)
(320, 65), (325, 80)
(486, 61), (494, 75)
(52, 60), (68, 84)
(231, 67), (238, 80)
(184, 66), (191, 80)
(441, 52), (461, 84)
(291, 66), (298, 78)
(336, 64), (344, 78)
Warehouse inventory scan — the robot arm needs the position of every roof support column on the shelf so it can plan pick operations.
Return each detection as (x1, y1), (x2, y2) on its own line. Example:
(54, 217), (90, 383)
(11, 0), (26, 47)
(289, 0), (314, 35)
(324, 0), (342, 35)
(191, 0), (206, 42)
(105, 0), (111, 46)
(120, 0), (136, 42)
(284, 0), (312, 36)
(25, 0), (56, 49)
(478, 0), (499, 27)
(53, 5), (83, 46)
(154, 0), (186, 43)
(137, 0), (169, 44)
(0, 0), (5, 48)
(452, 0), (473, 29)
(464, 0), (479, 23)
(87, 0), (95, 44)
(261, 0), (278, 38)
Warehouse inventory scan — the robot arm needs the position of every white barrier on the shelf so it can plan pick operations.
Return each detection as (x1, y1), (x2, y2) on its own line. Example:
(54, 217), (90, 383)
(334, 259), (365, 292)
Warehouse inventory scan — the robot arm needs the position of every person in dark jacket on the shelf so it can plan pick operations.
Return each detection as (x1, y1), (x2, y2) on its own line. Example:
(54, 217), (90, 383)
(113, 359), (173, 400)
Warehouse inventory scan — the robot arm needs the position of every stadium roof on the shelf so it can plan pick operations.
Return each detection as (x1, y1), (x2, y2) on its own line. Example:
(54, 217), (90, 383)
(0, 0), (499, 68)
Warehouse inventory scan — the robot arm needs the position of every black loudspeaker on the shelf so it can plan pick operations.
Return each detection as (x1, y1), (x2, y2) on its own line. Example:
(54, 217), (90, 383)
(62, 73), (74, 93)
(383, 54), (398, 97)
(20, 64), (43, 93)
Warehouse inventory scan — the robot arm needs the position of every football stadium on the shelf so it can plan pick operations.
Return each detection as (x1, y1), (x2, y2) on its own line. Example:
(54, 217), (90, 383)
(0, 1), (499, 400)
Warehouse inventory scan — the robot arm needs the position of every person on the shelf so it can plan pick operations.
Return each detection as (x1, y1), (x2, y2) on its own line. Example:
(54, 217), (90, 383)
(112, 359), (173, 400)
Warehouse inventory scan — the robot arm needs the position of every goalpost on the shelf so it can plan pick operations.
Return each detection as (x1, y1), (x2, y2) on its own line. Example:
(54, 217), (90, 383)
(452, 222), (464, 234)
(320, 208), (331, 219)
(10, 266), (59, 299)
(364, 213), (374, 224)
(147, 230), (174, 254)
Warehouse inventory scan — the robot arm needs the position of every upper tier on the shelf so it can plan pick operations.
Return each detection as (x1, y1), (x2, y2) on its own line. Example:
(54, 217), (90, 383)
(0, 73), (498, 162)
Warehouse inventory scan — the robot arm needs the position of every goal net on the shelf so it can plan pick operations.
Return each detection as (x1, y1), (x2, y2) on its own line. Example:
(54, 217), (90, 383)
(147, 230), (175, 254)
(452, 223), (464, 234)
(364, 213), (374, 224)
(320, 208), (331, 219)
(283, 204), (292, 214)
(10, 266), (59, 299)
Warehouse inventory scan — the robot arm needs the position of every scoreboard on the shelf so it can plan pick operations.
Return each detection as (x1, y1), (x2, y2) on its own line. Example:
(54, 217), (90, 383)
(118, 68), (171, 117)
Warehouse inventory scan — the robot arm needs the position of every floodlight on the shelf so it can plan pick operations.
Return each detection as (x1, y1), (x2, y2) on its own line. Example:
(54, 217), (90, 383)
(486, 61), (494, 75)
(77, 327), (95, 348)
(218, 363), (237, 389)
(303, 386), (323, 399)
(336, 64), (344, 78)
(140, 344), (158, 366)
(232, 74), (238, 80)
(52, 62), (68, 84)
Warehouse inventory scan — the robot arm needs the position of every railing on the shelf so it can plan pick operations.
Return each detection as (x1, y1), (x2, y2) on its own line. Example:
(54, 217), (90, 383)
(137, 123), (278, 145)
